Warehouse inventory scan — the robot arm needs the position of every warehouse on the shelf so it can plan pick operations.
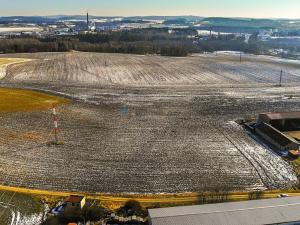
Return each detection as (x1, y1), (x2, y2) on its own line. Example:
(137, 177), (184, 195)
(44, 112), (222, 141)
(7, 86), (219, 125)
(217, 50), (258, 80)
(148, 197), (300, 225)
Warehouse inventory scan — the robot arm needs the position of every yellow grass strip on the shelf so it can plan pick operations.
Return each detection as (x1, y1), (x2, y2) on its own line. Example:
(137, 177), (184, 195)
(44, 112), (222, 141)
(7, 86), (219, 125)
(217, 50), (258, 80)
(0, 88), (69, 112)
(0, 58), (32, 68)
(1, 184), (300, 210)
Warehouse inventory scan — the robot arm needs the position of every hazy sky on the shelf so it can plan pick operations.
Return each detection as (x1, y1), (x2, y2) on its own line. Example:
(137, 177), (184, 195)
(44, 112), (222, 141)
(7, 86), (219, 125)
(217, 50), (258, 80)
(0, 0), (300, 18)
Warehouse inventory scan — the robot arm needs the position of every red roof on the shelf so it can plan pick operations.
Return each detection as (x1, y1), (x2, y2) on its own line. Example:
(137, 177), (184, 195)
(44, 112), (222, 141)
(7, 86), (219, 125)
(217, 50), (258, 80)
(260, 112), (300, 120)
(65, 195), (84, 203)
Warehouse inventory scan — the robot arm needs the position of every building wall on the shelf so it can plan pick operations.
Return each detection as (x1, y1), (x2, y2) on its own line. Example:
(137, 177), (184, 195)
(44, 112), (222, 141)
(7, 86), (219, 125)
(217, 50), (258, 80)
(258, 114), (271, 124)
(66, 199), (85, 210)
(66, 202), (80, 209)
(80, 197), (86, 209)
(256, 124), (299, 151)
(256, 128), (282, 150)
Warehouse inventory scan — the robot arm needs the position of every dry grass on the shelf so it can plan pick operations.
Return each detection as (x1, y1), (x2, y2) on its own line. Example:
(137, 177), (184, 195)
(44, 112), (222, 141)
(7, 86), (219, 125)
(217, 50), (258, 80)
(1, 130), (43, 143)
(0, 88), (69, 112)
(1, 184), (300, 211)
(0, 58), (30, 66)
(0, 185), (200, 210)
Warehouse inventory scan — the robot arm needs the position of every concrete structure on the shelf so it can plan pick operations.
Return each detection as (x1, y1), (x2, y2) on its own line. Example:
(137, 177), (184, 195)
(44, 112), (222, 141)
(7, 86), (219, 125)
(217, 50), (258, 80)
(64, 195), (86, 210)
(148, 197), (300, 225)
(256, 112), (300, 151)
(255, 122), (299, 151)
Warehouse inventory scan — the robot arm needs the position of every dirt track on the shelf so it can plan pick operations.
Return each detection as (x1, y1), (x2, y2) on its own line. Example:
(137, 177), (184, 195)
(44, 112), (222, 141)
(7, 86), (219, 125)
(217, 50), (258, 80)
(0, 52), (299, 193)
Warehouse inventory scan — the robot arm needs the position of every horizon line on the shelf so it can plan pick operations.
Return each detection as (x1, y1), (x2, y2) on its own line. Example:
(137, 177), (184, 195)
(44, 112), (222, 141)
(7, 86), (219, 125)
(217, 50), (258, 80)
(0, 14), (300, 20)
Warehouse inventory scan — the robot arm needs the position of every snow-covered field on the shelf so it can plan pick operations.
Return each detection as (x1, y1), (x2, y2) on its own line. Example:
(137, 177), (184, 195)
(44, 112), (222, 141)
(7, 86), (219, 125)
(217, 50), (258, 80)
(0, 58), (32, 80)
(0, 191), (44, 225)
(2, 52), (300, 86)
(0, 52), (299, 194)
(0, 27), (42, 33)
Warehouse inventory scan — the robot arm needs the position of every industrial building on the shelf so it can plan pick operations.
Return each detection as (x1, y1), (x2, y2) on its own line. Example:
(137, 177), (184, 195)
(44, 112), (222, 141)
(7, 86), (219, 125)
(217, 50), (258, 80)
(148, 197), (300, 225)
(256, 112), (300, 151)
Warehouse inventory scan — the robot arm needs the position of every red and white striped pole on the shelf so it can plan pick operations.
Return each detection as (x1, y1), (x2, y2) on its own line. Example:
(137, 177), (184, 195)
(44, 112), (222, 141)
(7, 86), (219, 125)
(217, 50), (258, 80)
(52, 105), (59, 144)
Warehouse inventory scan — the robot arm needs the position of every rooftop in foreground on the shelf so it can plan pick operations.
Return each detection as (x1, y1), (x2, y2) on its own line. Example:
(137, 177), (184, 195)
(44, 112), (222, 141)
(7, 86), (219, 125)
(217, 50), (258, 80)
(148, 197), (300, 225)
(259, 111), (300, 121)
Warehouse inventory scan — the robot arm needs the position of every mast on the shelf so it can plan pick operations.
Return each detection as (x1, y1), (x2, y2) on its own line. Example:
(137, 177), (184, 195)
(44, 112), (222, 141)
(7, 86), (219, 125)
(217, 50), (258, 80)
(87, 11), (89, 31)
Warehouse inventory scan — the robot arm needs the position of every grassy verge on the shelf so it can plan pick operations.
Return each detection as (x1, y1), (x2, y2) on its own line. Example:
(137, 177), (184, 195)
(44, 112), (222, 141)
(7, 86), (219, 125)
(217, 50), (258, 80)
(0, 185), (299, 211)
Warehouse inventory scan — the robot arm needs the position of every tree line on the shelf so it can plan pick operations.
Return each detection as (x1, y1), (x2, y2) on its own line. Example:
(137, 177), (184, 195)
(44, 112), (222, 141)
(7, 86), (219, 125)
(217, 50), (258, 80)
(0, 28), (266, 57)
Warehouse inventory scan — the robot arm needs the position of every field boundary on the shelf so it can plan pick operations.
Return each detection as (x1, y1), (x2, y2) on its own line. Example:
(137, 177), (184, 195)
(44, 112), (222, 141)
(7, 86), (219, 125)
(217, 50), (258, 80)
(2, 185), (300, 209)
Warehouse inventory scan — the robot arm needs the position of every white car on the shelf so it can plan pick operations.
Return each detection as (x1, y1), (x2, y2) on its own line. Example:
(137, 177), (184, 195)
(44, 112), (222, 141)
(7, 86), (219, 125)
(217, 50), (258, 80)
(277, 194), (289, 198)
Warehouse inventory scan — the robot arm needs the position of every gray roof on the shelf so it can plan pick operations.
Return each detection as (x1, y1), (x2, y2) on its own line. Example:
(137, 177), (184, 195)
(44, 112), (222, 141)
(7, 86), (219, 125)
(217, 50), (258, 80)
(259, 111), (300, 121)
(148, 197), (300, 225)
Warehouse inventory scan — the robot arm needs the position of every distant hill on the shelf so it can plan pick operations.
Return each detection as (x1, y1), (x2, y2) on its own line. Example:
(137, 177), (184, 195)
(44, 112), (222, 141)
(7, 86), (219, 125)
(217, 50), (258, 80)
(0, 16), (56, 24)
(0, 15), (300, 30)
(0, 15), (202, 24)
(199, 17), (300, 30)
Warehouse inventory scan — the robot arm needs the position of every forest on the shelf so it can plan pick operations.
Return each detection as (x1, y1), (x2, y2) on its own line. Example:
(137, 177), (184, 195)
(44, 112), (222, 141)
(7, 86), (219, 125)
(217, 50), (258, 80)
(0, 28), (270, 56)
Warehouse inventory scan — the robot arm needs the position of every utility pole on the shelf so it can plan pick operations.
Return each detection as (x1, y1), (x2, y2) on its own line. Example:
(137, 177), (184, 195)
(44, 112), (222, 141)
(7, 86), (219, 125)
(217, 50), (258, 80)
(279, 70), (283, 87)
(52, 105), (59, 144)
(240, 52), (242, 63)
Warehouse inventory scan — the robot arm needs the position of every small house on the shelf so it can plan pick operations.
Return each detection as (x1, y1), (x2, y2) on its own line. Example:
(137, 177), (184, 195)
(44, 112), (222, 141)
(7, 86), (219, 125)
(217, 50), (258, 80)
(64, 195), (86, 210)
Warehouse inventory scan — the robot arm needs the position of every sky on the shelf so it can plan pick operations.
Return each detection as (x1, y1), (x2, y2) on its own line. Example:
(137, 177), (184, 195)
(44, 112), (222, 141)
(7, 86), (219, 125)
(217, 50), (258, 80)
(0, 0), (300, 19)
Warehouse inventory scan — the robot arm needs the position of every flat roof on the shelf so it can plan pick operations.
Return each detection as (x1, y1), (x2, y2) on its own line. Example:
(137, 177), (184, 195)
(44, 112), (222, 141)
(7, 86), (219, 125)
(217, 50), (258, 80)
(149, 197), (300, 225)
(260, 111), (300, 120)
